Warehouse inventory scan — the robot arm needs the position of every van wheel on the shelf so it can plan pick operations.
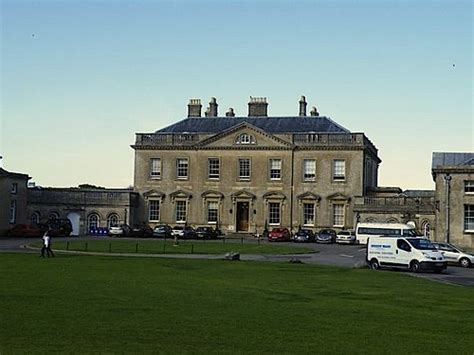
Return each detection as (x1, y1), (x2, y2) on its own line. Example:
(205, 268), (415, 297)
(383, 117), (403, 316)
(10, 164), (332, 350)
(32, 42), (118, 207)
(410, 261), (421, 273)
(370, 259), (380, 270)
(459, 258), (471, 268)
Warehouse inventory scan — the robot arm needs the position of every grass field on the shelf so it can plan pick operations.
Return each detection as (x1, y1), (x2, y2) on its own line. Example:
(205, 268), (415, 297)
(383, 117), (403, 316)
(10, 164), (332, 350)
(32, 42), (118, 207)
(0, 253), (473, 354)
(30, 239), (314, 255)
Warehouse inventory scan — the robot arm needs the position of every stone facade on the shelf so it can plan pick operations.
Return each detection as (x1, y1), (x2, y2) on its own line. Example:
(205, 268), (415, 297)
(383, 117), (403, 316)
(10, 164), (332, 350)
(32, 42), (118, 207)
(132, 97), (381, 235)
(432, 152), (474, 248)
(27, 187), (139, 235)
(353, 187), (435, 237)
(0, 168), (30, 234)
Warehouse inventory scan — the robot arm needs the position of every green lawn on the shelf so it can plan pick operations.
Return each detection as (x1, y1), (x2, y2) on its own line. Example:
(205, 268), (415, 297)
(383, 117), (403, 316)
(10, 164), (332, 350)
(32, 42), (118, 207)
(30, 239), (314, 255)
(0, 254), (473, 354)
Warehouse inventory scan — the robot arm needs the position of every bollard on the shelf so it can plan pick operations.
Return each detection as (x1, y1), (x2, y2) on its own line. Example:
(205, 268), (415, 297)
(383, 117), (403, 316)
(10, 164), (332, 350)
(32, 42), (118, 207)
(135, 243), (138, 253)
(241, 237), (243, 245)
(191, 244), (194, 254)
(223, 237), (225, 244)
(85, 242), (88, 252)
(163, 243), (166, 254)
(66, 241), (69, 250)
(258, 237), (260, 245)
(109, 243), (111, 253)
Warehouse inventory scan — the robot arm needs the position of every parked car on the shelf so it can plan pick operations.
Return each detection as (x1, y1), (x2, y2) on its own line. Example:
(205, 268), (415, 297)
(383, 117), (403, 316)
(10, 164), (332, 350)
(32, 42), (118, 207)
(108, 224), (131, 237)
(129, 224), (153, 238)
(431, 242), (473, 268)
(268, 228), (291, 242)
(182, 226), (197, 239)
(336, 230), (356, 244)
(153, 224), (172, 238)
(293, 229), (315, 243)
(171, 226), (185, 238)
(7, 224), (43, 238)
(195, 226), (218, 239)
(316, 229), (337, 243)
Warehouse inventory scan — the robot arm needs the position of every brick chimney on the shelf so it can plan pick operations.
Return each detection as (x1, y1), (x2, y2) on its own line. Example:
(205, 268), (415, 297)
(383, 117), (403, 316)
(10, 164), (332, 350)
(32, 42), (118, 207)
(299, 96), (307, 116)
(310, 106), (319, 117)
(188, 99), (202, 117)
(248, 97), (268, 117)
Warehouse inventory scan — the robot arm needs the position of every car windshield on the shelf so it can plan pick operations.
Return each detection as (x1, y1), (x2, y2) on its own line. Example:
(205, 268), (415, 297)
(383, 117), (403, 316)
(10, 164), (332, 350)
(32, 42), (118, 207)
(406, 238), (437, 250)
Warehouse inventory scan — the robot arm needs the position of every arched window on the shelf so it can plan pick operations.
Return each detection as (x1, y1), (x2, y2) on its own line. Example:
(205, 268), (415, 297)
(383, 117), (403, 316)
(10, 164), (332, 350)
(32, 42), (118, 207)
(107, 213), (119, 228)
(421, 220), (431, 237)
(31, 212), (40, 225)
(386, 217), (399, 223)
(87, 213), (100, 232)
(235, 133), (255, 145)
(364, 217), (377, 223)
(48, 212), (59, 221)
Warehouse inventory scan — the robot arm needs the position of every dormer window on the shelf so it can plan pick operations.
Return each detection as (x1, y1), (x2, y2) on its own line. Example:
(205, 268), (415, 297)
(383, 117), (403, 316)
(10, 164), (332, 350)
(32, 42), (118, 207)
(235, 133), (255, 145)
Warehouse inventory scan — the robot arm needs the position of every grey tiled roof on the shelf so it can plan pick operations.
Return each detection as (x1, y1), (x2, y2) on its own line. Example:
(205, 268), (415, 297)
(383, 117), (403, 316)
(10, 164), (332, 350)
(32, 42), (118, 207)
(432, 152), (474, 169)
(156, 116), (350, 134)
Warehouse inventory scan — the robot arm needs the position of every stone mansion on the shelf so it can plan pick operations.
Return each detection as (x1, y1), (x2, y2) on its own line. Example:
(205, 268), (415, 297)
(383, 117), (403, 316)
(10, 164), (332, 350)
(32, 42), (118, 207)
(2, 96), (473, 247)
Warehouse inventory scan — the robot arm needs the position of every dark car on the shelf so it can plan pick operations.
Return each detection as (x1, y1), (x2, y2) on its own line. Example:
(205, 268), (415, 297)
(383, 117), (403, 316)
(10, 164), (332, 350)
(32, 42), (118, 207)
(293, 229), (315, 243)
(130, 224), (153, 238)
(46, 219), (73, 237)
(268, 228), (291, 242)
(153, 224), (172, 238)
(182, 226), (197, 239)
(7, 224), (43, 238)
(316, 229), (337, 243)
(195, 226), (218, 239)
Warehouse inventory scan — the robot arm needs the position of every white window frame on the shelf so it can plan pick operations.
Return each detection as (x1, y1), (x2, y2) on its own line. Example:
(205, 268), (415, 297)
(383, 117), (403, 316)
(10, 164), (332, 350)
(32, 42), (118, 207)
(31, 212), (40, 225)
(303, 159), (316, 182)
(176, 158), (189, 180)
(465, 181), (474, 194)
(238, 158), (251, 180)
(107, 213), (120, 228)
(268, 202), (281, 225)
(150, 158), (161, 179)
(269, 159), (282, 181)
(464, 205), (474, 232)
(176, 200), (187, 223)
(11, 183), (18, 194)
(87, 214), (100, 231)
(148, 200), (160, 222)
(208, 158), (220, 180)
(332, 204), (345, 227)
(333, 160), (346, 181)
(303, 203), (315, 226)
(207, 201), (218, 224)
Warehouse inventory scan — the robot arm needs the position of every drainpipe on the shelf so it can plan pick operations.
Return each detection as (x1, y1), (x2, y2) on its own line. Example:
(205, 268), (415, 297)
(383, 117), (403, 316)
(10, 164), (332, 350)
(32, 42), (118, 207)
(290, 148), (295, 233)
(444, 174), (451, 243)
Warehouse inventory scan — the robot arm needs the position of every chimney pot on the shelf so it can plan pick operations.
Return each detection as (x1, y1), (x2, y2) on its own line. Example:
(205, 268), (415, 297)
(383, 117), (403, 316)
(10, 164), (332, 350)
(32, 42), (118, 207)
(226, 108), (235, 117)
(310, 106), (319, 117)
(299, 95), (307, 116)
(207, 97), (218, 117)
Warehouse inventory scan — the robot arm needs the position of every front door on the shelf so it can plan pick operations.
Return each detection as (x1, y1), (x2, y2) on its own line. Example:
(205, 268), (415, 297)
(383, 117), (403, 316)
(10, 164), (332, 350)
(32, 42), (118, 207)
(236, 202), (249, 232)
(66, 212), (80, 236)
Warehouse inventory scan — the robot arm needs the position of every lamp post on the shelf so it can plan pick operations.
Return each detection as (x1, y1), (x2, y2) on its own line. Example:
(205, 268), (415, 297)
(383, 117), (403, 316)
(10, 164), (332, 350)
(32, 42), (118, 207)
(444, 174), (452, 243)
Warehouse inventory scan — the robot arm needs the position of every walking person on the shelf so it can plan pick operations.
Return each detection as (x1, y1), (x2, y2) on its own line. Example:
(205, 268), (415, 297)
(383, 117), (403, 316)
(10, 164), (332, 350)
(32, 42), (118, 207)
(41, 230), (54, 258)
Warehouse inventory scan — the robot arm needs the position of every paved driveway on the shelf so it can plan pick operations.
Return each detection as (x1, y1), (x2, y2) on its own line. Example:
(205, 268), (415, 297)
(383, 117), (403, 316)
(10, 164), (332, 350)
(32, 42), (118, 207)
(1, 237), (472, 286)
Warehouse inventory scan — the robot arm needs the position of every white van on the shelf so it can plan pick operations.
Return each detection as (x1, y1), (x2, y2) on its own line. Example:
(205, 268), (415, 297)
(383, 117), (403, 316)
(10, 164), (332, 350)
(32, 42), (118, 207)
(356, 223), (418, 245)
(366, 237), (447, 273)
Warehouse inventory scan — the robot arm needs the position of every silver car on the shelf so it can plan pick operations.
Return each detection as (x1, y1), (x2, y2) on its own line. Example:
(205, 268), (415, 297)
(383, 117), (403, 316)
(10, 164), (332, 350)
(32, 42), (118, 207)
(431, 242), (473, 268)
(336, 230), (356, 244)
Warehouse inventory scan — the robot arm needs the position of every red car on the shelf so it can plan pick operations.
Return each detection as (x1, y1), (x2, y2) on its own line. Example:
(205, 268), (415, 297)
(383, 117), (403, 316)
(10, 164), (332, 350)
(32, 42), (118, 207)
(268, 227), (291, 242)
(7, 224), (43, 238)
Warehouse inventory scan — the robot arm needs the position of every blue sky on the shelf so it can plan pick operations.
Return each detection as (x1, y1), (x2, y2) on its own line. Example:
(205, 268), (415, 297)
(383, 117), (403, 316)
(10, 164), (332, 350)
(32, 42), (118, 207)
(1, 0), (472, 189)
